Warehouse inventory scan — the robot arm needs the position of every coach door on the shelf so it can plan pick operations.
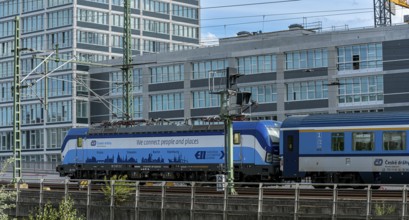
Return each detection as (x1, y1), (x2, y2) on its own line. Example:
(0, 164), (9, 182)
(283, 130), (299, 177)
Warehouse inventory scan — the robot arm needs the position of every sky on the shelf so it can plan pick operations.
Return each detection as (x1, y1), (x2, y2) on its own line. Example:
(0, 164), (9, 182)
(199, 0), (409, 45)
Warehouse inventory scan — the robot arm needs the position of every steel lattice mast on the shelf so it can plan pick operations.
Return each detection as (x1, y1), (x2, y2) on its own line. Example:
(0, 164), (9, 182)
(122, 0), (133, 122)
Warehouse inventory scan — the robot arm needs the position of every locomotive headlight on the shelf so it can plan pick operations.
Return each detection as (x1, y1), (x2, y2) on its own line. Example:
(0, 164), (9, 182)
(266, 153), (273, 163)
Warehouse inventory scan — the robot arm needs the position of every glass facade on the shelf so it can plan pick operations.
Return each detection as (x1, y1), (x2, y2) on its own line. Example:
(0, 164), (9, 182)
(192, 59), (228, 79)
(151, 93), (184, 112)
(286, 80), (328, 101)
(337, 43), (383, 72)
(338, 75), (383, 106)
(238, 54), (276, 75)
(0, 0), (200, 164)
(192, 90), (220, 108)
(286, 48), (328, 70)
(151, 64), (184, 84)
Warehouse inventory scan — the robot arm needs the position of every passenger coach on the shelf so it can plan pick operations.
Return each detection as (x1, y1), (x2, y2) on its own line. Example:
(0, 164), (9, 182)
(280, 112), (409, 185)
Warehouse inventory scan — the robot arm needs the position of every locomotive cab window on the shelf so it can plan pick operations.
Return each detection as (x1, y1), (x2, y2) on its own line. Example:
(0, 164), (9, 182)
(383, 131), (406, 151)
(77, 137), (83, 148)
(331, 132), (344, 151)
(233, 133), (241, 145)
(352, 132), (374, 151)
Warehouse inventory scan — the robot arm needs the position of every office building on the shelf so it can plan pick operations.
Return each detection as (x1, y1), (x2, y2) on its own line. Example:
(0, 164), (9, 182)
(0, 0), (200, 165)
(90, 24), (409, 126)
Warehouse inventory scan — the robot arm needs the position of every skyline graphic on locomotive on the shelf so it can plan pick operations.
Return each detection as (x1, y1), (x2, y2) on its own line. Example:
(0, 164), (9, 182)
(56, 120), (281, 181)
(280, 112), (409, 185)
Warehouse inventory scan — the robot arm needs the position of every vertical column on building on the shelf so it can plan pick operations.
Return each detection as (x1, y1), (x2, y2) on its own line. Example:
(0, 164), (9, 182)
(183, 61), (191, 120)
(142, 66), (150, 119)
(275, 53), (286, 121)
(327, 46), (338, 114)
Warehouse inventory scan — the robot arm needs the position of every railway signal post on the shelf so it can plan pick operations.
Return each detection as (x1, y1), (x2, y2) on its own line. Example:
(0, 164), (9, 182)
(215, 67), (251, 195)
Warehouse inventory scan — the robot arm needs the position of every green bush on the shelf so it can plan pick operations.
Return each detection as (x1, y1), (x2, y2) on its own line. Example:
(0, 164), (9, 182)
(101, 175), (135, 206)
(28, 197), (84, 220)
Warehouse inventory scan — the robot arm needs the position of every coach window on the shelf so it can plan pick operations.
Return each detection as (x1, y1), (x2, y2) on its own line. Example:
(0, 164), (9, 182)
(331, 133), (344, 151)
(352, 132), (374, 151)
(233, 133), (241, 145)
(383, 131), (406, 151)
(287, 135), (293, 152)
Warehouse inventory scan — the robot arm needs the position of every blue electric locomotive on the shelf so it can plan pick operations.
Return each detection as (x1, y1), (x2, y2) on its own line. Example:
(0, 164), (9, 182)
(280, 112), (409, 185)
(57, 121), (281, 181)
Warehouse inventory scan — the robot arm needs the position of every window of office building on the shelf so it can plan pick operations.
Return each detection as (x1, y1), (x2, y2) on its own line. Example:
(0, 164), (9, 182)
(47, 30), (72, 49)
(286, 80), (328, 101)
(111, 97), (143, 119)
(48, 100), (72, 123)
(151, 93), (184, 112)
(21, 79), (44, 100)
(110, 71), (123, 95)
(48, 9), (73, 28)
(172, 4), (198, 19)
(0, 131), (12, 151)
(112, 14), (139, 29)
(23, 0), (43, 12)
(77, 100), (88, 120)
(192, 59), (228, 79)
(238, 54), (276, 75)
(22, 155), (43, 162)
(112, 35), (140, 50)
(172, 24), (198, 39)
(109, 69), (142, 95)
(0, 60), (14, 78)
(143, 0), (169, 14)
(241, 84), (277, 103)
(286, 48), (328, 70)
(0, 0), (19, 17)
(172, 43), (196, 52)
(0, 106), (13, 127)
(48, 0), (72, 8)
(22, 104), (43, 125)
(133, 68), (143, 92)
(22, 129), (44, 150)
(47, 127), (69, 149)
(144, 19), (169, 34)
(46, 154), (61, 162)
(22, 35), (44, 52)
(0, 82), (13, 102)
(77, 9), (108, 25)
(48, 74), (72, 97)
(21, 58), (43, 76)
(143, 40), (169, 53)
(0, 20), (14, 38)
(151, 64), (184, 84)
(192, 90), (220, 108)
(83, 0), (108, 4)
(338, 75), (383, 106)
(112, 0), (138, 8)
(77, 52), (109, 63)
(337, 43), (382, 72)
(47, 52), (73, 71)
(77, 31), (108, 46)
(76, 74), (88, 97)
(0, 40), (14, 57)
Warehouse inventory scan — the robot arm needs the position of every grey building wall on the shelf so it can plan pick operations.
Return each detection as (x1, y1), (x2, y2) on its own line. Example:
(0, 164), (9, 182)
(89, 24), (409, 124)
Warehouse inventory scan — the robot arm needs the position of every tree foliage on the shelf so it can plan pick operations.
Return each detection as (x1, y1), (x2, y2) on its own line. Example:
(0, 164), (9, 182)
(28, 197), (84, 220)
(0, 158), (16, 220)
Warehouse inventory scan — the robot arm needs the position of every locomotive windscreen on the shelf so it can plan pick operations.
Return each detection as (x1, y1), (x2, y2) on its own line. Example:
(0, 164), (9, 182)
(267, 126), (280, 144)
